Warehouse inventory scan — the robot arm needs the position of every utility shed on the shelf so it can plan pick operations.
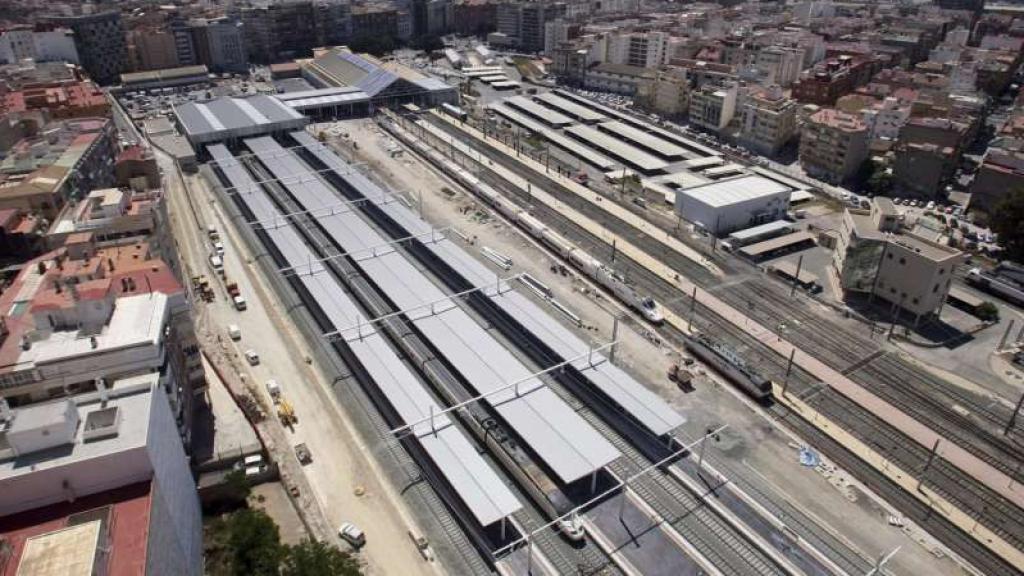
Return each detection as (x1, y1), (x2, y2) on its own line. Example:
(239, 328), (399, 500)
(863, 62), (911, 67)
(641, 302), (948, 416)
(675, 175), (791, 236)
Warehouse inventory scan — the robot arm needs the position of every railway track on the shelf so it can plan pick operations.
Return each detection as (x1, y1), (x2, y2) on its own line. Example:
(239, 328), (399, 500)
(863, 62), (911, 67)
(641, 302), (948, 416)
(406, 114), (1024, 574)
(305, 129), (805, 576)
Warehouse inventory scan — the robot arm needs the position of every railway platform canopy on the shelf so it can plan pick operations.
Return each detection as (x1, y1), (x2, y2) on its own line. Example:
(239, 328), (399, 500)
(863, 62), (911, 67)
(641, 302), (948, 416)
(596, 120), (694, 160)
(489, 104), (617, 171)
(532, 92), (606, 124)
(505, 96), (575, 128)
(174, 94), (309, 147)
(208, 143), (521, 528)
(564, 124), (669, 175)
(254, 134), (621, 485)
(297, 130), (686, 438)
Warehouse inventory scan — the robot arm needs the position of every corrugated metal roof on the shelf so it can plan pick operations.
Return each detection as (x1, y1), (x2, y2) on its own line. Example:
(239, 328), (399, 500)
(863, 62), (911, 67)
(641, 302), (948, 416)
(564, 124), (668, 173)
(597, 120), (692, 160)
(209, 143), (521, 527)
(505, 96), (574, 127)
(678, 175), (791, 208)
(175, 95), (307, 144)
(488, 104), (616, 171)
(727, 220), (793, 242)
(533, 92), (605, 123)
(267, 133), (621, 484)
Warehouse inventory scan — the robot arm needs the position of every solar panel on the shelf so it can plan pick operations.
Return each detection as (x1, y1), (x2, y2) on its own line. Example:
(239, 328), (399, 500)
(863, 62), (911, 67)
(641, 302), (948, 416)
(208, 143), (521, 527)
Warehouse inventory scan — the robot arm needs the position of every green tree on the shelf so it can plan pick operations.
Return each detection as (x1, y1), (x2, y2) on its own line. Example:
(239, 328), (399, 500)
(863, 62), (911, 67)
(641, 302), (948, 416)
(976, 301), (1000, 322)
(990, 188), (1024, 262)
(206, 508), (285, 576)
(282, 539), (363, 576)
(222, 469), (252, 504)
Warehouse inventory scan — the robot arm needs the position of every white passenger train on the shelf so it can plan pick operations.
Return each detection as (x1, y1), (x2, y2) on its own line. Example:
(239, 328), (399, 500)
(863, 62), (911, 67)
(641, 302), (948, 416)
(386, 114), (665, 324)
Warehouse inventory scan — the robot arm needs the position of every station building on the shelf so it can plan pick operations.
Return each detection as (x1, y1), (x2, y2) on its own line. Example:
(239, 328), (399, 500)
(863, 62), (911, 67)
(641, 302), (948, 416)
(300, 47), (457, 112)
(833, 197), (964, 320)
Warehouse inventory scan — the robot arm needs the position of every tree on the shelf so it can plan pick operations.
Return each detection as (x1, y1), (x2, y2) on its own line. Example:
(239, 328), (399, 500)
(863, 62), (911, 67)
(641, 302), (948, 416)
(990, 188), (1024, 262)
(976, 301), (1000, 323)
(282, 539), (363, 576)
(222, 469), (252, 505)
(206, 508), (285, 576)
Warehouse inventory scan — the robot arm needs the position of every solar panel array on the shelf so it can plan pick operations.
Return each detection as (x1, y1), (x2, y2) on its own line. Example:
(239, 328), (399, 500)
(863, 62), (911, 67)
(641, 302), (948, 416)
(208, 143), (521, 527)
(249, 135), (620, 484)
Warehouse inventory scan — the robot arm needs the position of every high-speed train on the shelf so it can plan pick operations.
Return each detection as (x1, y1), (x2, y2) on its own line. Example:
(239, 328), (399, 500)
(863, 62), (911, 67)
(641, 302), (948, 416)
(386, 114), (664, 324)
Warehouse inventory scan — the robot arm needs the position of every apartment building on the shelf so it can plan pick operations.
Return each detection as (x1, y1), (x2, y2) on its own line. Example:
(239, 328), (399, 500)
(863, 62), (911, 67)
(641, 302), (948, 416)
(607, 31), (670, 69)
(793, 54), (879, 105)
(583, 62), (655, 95)
(0, 24), (78, 65)
(635, 69), (690, 117)
(688, 83), (738, 132)
(740, 85), (797, 155)
(3, 80), (110, 120)
(44, 11), (127, 85)
(833, 197), (963, 320)
(799, 108), (869, 183)
(495, 1), (566, 52)
(969, 138), (1024, 212)
(0, 118), (117, 218)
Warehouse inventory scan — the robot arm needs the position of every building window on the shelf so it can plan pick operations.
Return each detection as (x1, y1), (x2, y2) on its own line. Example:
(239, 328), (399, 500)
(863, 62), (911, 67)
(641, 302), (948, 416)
(933, 284), (939, 293)
(912, 297), (919, 305)
(887, 253), (893, 259)
(899, 257), (906, 265)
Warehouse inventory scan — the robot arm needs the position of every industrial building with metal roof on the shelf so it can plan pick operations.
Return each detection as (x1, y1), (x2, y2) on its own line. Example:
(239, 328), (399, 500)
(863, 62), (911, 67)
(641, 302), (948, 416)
(173, 94), (309, 147)
(302, 47), (457, 109)
(674, 175), (791, 235)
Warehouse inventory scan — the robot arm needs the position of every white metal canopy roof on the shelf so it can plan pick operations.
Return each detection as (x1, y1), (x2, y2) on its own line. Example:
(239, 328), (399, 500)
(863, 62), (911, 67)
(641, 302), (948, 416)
(208, 143), (520, 527)
(294, 131), (684, 437)
(262, 133), (621, 484)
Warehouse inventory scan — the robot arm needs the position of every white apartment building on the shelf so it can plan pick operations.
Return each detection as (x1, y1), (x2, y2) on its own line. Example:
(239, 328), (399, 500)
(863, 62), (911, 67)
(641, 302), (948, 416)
(0, 379), (202, 575)
(754, 47), (804, 87)
(0, 26), (79, 65)
(606, 31), (670, 69)
(689, 83), (737, 132)
(863, 96), (911, 142)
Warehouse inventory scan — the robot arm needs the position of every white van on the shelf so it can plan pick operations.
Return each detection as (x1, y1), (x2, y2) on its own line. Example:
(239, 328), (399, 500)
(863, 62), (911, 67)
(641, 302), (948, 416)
(228, 324), (241, 340)
(244, 349), (260, 365)
(233, 296), (247, 311)
(265, 380), (281, 402)
(209, 254), (224, 273)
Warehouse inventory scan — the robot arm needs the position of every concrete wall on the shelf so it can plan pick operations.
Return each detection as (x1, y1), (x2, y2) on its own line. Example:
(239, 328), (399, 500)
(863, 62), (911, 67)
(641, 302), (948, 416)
(145, 386), (202, 576)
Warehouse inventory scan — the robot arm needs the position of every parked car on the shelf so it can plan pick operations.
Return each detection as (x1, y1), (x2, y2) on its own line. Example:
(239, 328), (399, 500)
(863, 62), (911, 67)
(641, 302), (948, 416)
(244, 349), (260, 365)
(339, 522), (366, 547)
(228, 324), (241, 340)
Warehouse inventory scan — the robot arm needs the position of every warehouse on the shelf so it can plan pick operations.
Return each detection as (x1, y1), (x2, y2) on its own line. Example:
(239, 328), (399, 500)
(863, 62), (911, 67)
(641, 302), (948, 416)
(674, 175), (791, 236)
(173, 94), (309, 150)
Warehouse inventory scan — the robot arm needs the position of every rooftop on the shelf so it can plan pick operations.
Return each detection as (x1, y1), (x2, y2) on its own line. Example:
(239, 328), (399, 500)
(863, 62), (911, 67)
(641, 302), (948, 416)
(119, 65), (209, 87)
(0, 481), (151, 576)
(679, 175), (791, 207)
(848, 209), (961, 262)
(174, 95), (308, 145)
(808, 108), (867, 131)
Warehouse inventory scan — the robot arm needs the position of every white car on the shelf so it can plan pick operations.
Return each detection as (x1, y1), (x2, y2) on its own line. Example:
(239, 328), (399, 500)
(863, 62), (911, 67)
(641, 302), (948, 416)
(339, 522), (366, 547)
(244, 349), (260, 365)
